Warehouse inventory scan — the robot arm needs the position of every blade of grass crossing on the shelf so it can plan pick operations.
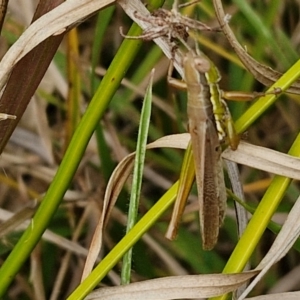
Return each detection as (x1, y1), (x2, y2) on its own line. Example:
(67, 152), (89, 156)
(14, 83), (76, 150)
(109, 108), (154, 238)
(121, 69), (154, 284)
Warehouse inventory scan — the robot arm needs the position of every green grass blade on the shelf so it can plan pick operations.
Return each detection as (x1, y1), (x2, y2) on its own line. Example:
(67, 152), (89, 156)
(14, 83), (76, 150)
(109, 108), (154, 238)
(121, 70), (154, 284)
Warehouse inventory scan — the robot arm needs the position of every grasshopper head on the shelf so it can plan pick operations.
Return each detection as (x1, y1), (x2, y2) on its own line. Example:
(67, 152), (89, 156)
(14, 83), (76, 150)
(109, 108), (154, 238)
(194, 56), (211, 73)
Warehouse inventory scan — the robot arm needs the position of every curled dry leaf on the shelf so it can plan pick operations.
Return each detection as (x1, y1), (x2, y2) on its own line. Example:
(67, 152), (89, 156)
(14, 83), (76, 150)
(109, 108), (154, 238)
(85, 271), (258, 300)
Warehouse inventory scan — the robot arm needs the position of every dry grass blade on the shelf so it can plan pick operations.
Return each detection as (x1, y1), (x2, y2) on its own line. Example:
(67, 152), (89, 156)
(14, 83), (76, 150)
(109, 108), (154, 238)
(212, 0), (300, 94)
(222, 141), (300, 180)
(165, 142), (194, 240)
(225, 160), (249, 299)
(85, 272), (258, 300)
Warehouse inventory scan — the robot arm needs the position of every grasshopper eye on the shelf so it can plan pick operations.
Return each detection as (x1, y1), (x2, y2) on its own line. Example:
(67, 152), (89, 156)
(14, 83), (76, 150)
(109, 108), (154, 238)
(194, 57), (211, 73)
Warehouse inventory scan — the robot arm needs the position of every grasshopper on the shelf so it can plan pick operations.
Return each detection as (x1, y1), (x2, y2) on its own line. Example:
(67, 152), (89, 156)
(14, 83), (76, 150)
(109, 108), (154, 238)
(166, 47), (280, 250)
(166, 49), (239, 250)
